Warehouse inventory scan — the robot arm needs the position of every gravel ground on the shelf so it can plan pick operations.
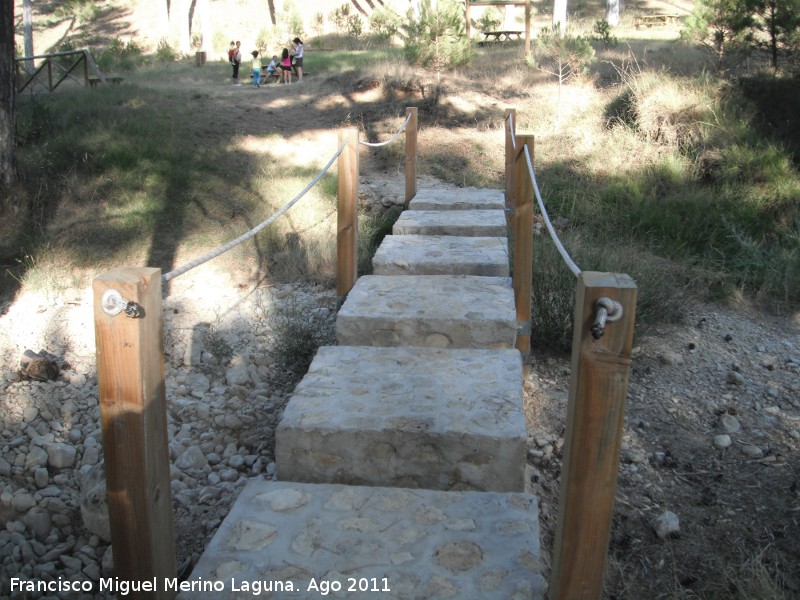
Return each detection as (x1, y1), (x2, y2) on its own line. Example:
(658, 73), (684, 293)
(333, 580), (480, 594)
(1, 249), (798, 599)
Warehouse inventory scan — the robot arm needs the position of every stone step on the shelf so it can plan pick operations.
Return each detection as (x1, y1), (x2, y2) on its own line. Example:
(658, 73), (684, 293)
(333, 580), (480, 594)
(409, 187), (505, 211)
(393, 209), (507, 237)
(372, 235), (509, 277)
(276, 346), (526, 492)
(178, 480), (545, 600)
(336, 275), (516, 349)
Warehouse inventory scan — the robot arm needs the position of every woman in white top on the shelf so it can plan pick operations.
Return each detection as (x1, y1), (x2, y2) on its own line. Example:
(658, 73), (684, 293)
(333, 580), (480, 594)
(292, 37), (304, 81)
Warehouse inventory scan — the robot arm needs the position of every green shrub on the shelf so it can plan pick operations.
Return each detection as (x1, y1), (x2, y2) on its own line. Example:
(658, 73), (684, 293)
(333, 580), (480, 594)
(593, 19), (618, 48)
(370, 7), (402, 40)
(154, 38), (178, 64)
(475, 7), (502, 33)
(347, 14), (364, 41)
(402, 0), (473, 74)
(96, 38), (144, 72)
(258, 291), (337, 375)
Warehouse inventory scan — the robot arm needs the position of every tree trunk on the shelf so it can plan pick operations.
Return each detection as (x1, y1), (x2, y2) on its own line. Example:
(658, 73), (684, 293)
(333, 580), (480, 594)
(606, 0), (619, 26)
(195, 0), (210, 53)
(267, 0), (276, 26)
(23, 0), (33, 73)
(1, 0), (17, 198)
(169, 0), (192, 52)
(553, 0), (567, 32)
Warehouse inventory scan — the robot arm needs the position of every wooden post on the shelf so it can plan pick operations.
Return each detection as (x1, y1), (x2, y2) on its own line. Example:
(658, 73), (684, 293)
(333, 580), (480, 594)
(46, 59), (52, 91)
(337, 128), (359, 305)
(505, 107), (517, 222)
(405, 107), (418, 208)
(513, 135), (533, 376)
(93, 268), (176, 599)
(549, 271), (638, 600)
(83, 52), (89, 87)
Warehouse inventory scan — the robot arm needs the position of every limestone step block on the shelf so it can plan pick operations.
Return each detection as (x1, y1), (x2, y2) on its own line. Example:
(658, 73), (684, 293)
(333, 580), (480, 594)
(409, 187), (505, 211)
(393, 209), (507, 237)
(276, 346), (526, 492)
(372, 235), (509, 277)
(178, 480), (545, 600)
(336, 275), (516, 349)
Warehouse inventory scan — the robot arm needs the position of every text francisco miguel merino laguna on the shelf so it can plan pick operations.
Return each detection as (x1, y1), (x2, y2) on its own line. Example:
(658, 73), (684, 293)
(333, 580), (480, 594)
(12, 575), (392, 595)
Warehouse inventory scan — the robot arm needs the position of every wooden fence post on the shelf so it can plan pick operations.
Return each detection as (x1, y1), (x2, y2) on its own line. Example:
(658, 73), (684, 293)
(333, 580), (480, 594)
(337, 127), (359, 306)
(93, 268), (176, 599)
(46, 59), (52, 92)
(505, 107), (517, 227)
(513, 135), (533, 376)
(549, 271), (638, 600)
(405, 107), (418, 208)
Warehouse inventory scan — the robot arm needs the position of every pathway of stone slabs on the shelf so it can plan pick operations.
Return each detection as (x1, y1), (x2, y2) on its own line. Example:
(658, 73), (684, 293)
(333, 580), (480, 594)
(179, 188), (543, 600)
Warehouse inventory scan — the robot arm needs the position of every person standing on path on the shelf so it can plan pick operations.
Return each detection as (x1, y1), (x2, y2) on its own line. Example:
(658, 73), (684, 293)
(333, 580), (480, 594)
(250, 50), (261, 88)
(279, 47), (292, 84)
(292, 37), (304, 81)
(228, 41), (236, 82)
(232, 41), (242, 86)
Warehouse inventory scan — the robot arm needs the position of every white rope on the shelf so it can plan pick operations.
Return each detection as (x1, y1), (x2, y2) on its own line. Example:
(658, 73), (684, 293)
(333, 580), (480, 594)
(524, 144), (582, 277)
(508, 112), (517, 150)
(358, 113), (413, 148)
(162, 140), (349, 283)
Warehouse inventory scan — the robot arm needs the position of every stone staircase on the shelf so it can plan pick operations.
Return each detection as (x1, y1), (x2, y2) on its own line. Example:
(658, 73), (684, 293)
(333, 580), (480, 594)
(179, 188), (545, 599)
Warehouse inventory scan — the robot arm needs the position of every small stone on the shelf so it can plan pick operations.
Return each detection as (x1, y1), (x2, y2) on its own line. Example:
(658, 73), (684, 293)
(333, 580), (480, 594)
(718, 414), (741, 434)
(658, 352), (684, 366)
(727, 371), (745, 386)
(25, 446), (49, 470)
(22, 507), (51, 541)
(225, 354), (251, 387)
(23, 406), (39, 423)
(80, 463), (110, 542)
(741, 445), (764, 458)
(175, 446), (208, 471)
(713, 434), (732, 449)
(34, 467), (49, 488)
(654, 511), (680, 539)
(46, 443), (77, 468)
(12, 492), (36, 513)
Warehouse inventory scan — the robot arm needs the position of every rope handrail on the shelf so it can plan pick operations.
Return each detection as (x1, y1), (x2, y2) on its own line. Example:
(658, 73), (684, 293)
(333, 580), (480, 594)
(162, 139), (349, 283)
(508, 112), (518, 150)
(523, 144), (582, 277)
(358, 113), (413, 148)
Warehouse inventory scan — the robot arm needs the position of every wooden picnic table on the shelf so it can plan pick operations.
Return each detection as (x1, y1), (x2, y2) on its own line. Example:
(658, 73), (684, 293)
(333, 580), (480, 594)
(634, 14), (682, 28)
(482, 30), (523, 42)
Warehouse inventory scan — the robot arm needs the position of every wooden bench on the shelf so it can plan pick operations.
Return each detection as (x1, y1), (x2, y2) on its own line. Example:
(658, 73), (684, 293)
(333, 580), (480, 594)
(88, 77), (125, 86)
(481, 30), (523, 43)
(634, 14), (682, 28)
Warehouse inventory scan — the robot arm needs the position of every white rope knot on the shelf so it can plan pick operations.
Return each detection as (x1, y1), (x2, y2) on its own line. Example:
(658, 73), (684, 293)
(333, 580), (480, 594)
(591, 297), (623, 340)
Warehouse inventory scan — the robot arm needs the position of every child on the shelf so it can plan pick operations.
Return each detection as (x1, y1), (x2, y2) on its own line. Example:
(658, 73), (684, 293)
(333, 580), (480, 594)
(279, 48), (292, 84)
(231, 41), (242, 86)
(291, 37), (304, 81)
(251, 50), (261, 88)
(266, 55), (279, 82)
(228, 41), (236, 82)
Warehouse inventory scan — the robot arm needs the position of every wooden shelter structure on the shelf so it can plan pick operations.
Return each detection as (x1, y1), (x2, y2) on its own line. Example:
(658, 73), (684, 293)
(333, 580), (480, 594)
(466, 0), (532, 54)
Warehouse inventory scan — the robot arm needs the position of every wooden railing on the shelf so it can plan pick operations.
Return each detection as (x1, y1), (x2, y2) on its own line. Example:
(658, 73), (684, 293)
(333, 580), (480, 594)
(91, 108), (418, 592)
(504, 108), (637, 600)
(15, 49), (107, 93)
